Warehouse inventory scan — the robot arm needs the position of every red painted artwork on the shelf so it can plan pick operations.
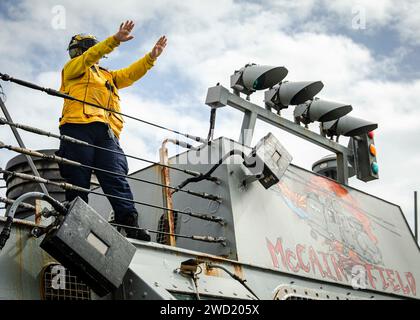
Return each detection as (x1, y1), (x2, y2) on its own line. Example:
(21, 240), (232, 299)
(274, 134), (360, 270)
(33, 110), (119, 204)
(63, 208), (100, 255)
(266, 172), (417, 297)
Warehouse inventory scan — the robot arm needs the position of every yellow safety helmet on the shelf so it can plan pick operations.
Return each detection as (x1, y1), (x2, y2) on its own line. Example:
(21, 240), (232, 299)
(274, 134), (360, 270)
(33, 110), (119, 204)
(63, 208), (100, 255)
(67, 34), (99, 58)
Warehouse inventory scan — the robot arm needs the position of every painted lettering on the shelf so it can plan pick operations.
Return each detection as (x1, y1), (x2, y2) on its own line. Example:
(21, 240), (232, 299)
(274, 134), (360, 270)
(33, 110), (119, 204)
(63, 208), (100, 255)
(309, 246), (326, 278)
(266, 237), (288, 270)
(286, 249), (300, 272)
(265, 237), (417, 297)
(406, 272), (417, 296)
(364, 264), (377, 289)
(296, 244), (310, 273)
(319, 252), (337, 281)
(385, 269), (399, 292)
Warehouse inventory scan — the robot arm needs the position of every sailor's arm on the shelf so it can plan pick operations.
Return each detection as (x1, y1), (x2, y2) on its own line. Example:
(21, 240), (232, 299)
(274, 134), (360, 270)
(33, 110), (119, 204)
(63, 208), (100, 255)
(111, 35), (167, 89)
(110, 53), (155, 89)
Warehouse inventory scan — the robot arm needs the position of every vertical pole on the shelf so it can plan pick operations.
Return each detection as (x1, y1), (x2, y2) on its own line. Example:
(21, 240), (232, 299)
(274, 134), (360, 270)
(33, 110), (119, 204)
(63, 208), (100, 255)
(239, 110), (257, 146)
(0, 96), (49, 195)
(415, 191), (418, 243)
(159, 142), (176, 247)
(336, 151), (349, 185)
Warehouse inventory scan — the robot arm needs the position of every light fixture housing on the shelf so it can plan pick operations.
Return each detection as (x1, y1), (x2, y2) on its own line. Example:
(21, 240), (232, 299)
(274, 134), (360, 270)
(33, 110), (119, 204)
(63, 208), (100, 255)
(231, 63), (288, 96)
(322, 115), (378, 138)
(264, 81), (324, 112)
(294, 98), (353, 125)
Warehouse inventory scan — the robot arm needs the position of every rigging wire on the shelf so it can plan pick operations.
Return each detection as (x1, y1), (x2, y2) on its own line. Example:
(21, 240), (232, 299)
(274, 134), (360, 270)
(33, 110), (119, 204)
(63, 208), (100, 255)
(0, 168), (225, 224)
(110, 222), (226, 245)
(0, 72), (207, 143)
(28, 219), (226, 245)
(0, 142), (221, 202)
(0, 88), (50, 195)
(0, 117), (219, 182)
(175, 149), (248, 191)
(0, 75), (229, 244)
(0, 196), (35, 211)
(0, 194), (225, 245)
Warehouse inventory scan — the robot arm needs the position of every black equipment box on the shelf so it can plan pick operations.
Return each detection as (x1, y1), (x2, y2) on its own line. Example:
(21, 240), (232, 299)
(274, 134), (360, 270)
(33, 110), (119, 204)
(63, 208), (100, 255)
(40, 197), (136, 297)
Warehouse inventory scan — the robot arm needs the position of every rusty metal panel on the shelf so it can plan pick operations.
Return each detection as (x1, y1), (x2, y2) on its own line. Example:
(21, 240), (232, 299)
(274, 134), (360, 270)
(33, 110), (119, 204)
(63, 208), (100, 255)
(0, 220), (55, 299)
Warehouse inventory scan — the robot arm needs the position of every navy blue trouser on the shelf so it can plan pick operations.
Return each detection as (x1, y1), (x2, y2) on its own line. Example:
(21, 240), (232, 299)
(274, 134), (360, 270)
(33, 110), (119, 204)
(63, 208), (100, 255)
(57, 122), (137, 220)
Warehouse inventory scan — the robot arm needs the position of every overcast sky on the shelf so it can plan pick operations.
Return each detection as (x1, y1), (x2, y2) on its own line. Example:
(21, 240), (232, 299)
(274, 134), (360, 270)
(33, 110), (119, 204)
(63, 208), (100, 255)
(0, 0), (419, 235)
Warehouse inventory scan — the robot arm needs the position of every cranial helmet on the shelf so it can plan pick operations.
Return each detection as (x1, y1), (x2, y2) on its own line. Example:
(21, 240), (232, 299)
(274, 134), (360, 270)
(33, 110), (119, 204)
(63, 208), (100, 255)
(68, 34), (99, 58)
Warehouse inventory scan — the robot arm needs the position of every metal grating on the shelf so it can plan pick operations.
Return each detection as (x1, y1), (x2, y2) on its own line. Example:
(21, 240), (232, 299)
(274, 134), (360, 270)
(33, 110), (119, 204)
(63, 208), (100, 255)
(41, 264), (91, 300)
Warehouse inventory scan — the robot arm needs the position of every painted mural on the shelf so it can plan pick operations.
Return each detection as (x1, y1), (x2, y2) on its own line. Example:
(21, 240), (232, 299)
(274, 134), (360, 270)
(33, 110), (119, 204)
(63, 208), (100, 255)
(265, 169), (417, 298)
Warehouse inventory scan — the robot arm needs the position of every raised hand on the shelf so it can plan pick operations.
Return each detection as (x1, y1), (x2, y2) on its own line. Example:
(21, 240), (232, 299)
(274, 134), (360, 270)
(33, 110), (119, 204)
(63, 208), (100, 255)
(150, 36), (168, 59)
(114, 20), (135, 42)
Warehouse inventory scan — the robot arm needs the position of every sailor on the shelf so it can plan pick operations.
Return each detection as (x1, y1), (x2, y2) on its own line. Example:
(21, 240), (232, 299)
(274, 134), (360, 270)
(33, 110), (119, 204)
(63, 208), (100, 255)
(57, 20), (167, 241)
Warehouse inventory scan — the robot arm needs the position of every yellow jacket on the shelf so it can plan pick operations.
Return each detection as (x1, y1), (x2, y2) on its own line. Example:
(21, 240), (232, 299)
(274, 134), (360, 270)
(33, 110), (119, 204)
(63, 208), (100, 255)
(59, 36), (156, 138)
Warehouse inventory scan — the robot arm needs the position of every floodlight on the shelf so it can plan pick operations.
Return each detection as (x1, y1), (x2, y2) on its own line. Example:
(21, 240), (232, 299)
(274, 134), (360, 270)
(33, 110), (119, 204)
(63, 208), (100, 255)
(230, 63), (288, 96)
(294, 98), (352, 125)
(322, 115), (378, 137)
(264, 81), (324, 112)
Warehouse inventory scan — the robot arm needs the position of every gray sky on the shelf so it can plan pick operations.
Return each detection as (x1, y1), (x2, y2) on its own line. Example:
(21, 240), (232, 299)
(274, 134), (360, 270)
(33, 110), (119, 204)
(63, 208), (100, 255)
(0, 0), (419, 234)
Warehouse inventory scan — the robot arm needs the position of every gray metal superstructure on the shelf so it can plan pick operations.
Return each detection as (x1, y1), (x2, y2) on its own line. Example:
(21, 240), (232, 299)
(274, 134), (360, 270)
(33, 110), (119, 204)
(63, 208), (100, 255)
(0, 67), (418, 301)
(1, 136), (419, 300)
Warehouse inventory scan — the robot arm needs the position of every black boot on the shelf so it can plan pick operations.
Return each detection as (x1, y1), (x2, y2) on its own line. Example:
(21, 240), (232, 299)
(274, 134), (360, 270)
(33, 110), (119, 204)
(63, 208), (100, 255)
(115, 212), (151, 242)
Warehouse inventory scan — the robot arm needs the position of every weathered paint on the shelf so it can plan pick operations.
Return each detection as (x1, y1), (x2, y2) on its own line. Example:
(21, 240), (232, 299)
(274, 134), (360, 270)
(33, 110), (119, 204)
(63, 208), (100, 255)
(204, 264), (220, 277)
(0, 219), (56, 299)
(148, 138), (420, 298)
(233, 264), (244, 280)
(3, 137), (417, 300)
(125, 240), (404, 300)
(0, 219), (409, 300)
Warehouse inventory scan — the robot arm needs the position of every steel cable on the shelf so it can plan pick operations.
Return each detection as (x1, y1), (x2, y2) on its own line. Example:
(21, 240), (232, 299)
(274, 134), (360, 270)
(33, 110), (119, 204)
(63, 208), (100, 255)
(110, 223), (226, 245)
(0, 142), (221, 202)
(0, 195), (225, 245)
(0, 72), (207, 143)
(0, 117), (219, 183)
(0, 168), (225, 224)
(0, 196), (36, 211)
